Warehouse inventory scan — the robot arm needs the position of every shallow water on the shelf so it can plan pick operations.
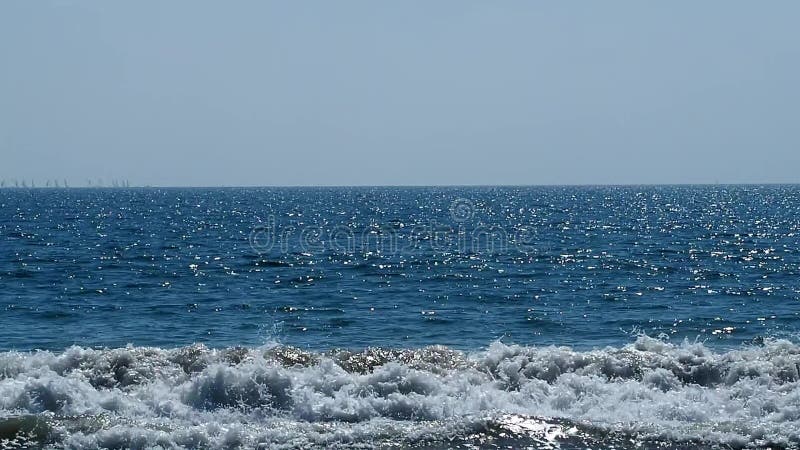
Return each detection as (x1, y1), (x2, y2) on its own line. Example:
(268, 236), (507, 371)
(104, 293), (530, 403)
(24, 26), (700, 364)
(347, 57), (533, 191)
(1, 185), (800, 448)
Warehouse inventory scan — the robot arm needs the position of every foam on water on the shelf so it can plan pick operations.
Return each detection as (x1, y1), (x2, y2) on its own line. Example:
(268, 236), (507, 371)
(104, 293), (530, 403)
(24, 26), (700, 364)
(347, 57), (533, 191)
(1, 336), (799, 449)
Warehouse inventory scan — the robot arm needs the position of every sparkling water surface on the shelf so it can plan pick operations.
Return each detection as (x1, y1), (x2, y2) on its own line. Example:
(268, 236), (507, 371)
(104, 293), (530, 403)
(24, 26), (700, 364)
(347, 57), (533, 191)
(3, 186), (800, 449)
(2, 185), (799, 351)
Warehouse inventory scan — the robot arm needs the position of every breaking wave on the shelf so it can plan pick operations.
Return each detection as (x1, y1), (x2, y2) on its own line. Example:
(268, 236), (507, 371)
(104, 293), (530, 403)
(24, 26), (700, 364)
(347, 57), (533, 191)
(1, 336), (800, 449)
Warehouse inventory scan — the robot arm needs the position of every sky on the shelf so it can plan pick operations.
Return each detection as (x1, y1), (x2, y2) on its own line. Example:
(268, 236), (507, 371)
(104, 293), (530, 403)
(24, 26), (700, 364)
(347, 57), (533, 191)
(0, 1), (798, 187)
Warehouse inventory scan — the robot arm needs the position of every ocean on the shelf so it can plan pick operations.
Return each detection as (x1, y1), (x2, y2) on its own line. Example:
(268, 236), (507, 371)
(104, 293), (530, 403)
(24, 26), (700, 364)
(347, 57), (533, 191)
(1, 185), (799, 448)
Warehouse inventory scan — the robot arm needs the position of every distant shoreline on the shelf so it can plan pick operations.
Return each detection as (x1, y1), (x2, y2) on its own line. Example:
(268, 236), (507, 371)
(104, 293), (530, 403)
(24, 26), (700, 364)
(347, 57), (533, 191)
(1, 182), (799, 189)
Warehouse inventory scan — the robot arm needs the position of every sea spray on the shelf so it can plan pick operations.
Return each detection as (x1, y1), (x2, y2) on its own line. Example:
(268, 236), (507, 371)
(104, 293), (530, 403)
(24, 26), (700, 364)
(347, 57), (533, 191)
(1, 336), (799, 448)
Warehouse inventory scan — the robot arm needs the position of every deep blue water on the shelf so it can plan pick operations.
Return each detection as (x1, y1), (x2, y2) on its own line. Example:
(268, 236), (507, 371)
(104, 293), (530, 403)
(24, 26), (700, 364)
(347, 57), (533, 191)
(2, 185), (799, 351)
(3, 186), (800, 449)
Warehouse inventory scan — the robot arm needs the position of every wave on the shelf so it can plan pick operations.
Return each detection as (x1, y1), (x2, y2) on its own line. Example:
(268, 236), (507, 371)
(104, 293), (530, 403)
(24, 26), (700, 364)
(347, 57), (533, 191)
(1, 336), (799, 449)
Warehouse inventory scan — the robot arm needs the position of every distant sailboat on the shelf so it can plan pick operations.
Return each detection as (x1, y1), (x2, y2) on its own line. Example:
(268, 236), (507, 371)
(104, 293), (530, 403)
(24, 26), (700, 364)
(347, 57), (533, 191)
(21, 180), (27, 188)
(54, 179), (60, 188)
(64, 179), (68, 188)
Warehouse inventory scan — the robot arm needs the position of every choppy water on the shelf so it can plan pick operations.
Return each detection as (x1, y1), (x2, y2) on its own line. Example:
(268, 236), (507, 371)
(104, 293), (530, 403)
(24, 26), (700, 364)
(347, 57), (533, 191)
(1, 186), (800, 448)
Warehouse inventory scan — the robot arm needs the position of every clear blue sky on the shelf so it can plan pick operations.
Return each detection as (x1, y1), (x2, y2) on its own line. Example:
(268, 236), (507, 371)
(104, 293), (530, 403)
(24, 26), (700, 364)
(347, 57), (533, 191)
(1, 1), (798, 186)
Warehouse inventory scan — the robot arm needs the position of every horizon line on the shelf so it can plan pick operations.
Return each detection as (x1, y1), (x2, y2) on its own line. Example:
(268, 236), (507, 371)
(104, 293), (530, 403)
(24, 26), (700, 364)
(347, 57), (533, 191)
(2, 182), (800, 189)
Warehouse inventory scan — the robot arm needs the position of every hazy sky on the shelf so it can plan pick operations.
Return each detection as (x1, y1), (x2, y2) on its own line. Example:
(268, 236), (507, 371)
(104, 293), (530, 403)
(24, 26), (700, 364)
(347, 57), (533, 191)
(1, 1), (798, 186)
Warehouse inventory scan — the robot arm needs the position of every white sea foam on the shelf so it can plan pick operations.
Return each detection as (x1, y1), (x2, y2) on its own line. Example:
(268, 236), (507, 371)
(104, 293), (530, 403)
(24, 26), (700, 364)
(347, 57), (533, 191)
(1, 336), (799, 448)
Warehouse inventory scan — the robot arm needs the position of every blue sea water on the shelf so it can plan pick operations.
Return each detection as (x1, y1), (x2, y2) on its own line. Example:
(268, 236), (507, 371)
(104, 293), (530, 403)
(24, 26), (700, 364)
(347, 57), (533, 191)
(1, 186), (800, 449)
